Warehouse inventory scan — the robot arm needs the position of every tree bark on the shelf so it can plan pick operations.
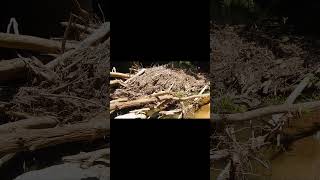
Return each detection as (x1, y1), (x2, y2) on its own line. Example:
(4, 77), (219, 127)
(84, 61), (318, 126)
(0, 33), (75, 53)
(0, 112), (109, 155)
(212, 101), (320, 122)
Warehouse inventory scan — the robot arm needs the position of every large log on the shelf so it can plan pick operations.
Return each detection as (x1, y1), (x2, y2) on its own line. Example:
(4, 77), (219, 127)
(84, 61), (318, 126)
(0, 58), (58, 82)
(0, 58), (29, 81)
(0, 116), (57, 134)
(0, 33), (75, 53)
(212, 101), (320, 123)
(0, 111), (109, 155)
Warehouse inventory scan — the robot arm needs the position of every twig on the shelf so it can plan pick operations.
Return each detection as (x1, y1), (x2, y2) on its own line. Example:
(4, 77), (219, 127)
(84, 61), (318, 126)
(124, 68), (146, 84)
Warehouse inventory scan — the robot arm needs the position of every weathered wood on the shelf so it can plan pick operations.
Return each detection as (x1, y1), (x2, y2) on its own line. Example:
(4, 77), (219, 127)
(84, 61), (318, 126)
(0, 116), (57, 134)
(0, 112), (109, 154)
(124, 68), (146, 83)
(110, 79), (126, 87)
(111, 94), (210, 112)
(63, 148), (110, 162)
(110, 72), (131, 79)
(46, 22), (110, 69)
(0, 153), (16, 168)
(110, 95), (174, 111)
(60, 22), (94, 33)
(212, 101), (320, 122)
(0, 33), (75, 53)
(0, 58), (58, 82)
(0, 58), (29, 81)
(272, 73), (314, 123)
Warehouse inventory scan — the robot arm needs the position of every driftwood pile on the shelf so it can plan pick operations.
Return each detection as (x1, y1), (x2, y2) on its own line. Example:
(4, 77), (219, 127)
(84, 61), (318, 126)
(0, 8), (110, 180)
(110, 64), (210, 119)
(210, 23), (320, 179)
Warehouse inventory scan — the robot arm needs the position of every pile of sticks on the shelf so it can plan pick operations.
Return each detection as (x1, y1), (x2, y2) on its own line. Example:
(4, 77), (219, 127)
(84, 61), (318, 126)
(110, 69), (210, 119)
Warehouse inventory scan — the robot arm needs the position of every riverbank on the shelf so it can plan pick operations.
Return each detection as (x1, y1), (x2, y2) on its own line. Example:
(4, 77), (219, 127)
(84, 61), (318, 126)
(210, 20), (320, 179)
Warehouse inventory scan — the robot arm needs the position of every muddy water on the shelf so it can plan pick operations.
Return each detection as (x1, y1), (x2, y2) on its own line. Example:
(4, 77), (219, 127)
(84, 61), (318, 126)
(211, 110), (320, 180)
(194, 103), (210, 119)
(263, 110), (320, 180)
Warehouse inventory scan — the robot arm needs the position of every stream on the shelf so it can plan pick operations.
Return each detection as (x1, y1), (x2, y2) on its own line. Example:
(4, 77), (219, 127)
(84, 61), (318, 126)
(194, 103), (210, 119)
(211, 110), (320, 180)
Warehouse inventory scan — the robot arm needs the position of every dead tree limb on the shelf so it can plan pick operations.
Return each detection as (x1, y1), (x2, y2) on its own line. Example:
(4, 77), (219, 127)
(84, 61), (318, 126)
(0, 116), (58, 134)
(0, 58), (58, 82)
(46, 22), (110, 69)
(110, 72), (131, 79)
(272, 73), (313, 124)
(0, 58), (30, 81)
(110, 95), (174, 111)
(0, 112), (109, 155)
(212, 101), (320, 123)
(60, 22), (94, 33)
(63, 148), (110, 163)
(111, 94), (210, 112)
(0, 33), (75, 53)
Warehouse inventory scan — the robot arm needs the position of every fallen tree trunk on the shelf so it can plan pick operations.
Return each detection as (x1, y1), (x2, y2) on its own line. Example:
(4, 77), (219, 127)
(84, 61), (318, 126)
(0, 58), (29, 81)
(0, 116), (57, 134)
(0, 58), (58, 82)
(212, 100), (320, 122)
(0, 33), (75, 53)
(0, 112), (109, 155)
(46, 22), (110, 69)
(272, 73), (314, 123)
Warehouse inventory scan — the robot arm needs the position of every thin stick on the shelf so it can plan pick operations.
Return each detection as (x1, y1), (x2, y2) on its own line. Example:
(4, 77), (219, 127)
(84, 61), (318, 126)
(124, 68), (146, 84)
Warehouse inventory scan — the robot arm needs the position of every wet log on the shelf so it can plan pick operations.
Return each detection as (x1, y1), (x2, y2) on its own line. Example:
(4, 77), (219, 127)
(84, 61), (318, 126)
(0, 111), (109, 155)
(212, 101), (320, 122)
(0, 33), (75, 53)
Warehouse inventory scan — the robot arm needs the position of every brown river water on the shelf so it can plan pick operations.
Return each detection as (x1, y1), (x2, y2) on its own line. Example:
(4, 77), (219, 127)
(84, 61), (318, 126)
(211, 110), (320, 180)
(194, 103), (210, 119)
